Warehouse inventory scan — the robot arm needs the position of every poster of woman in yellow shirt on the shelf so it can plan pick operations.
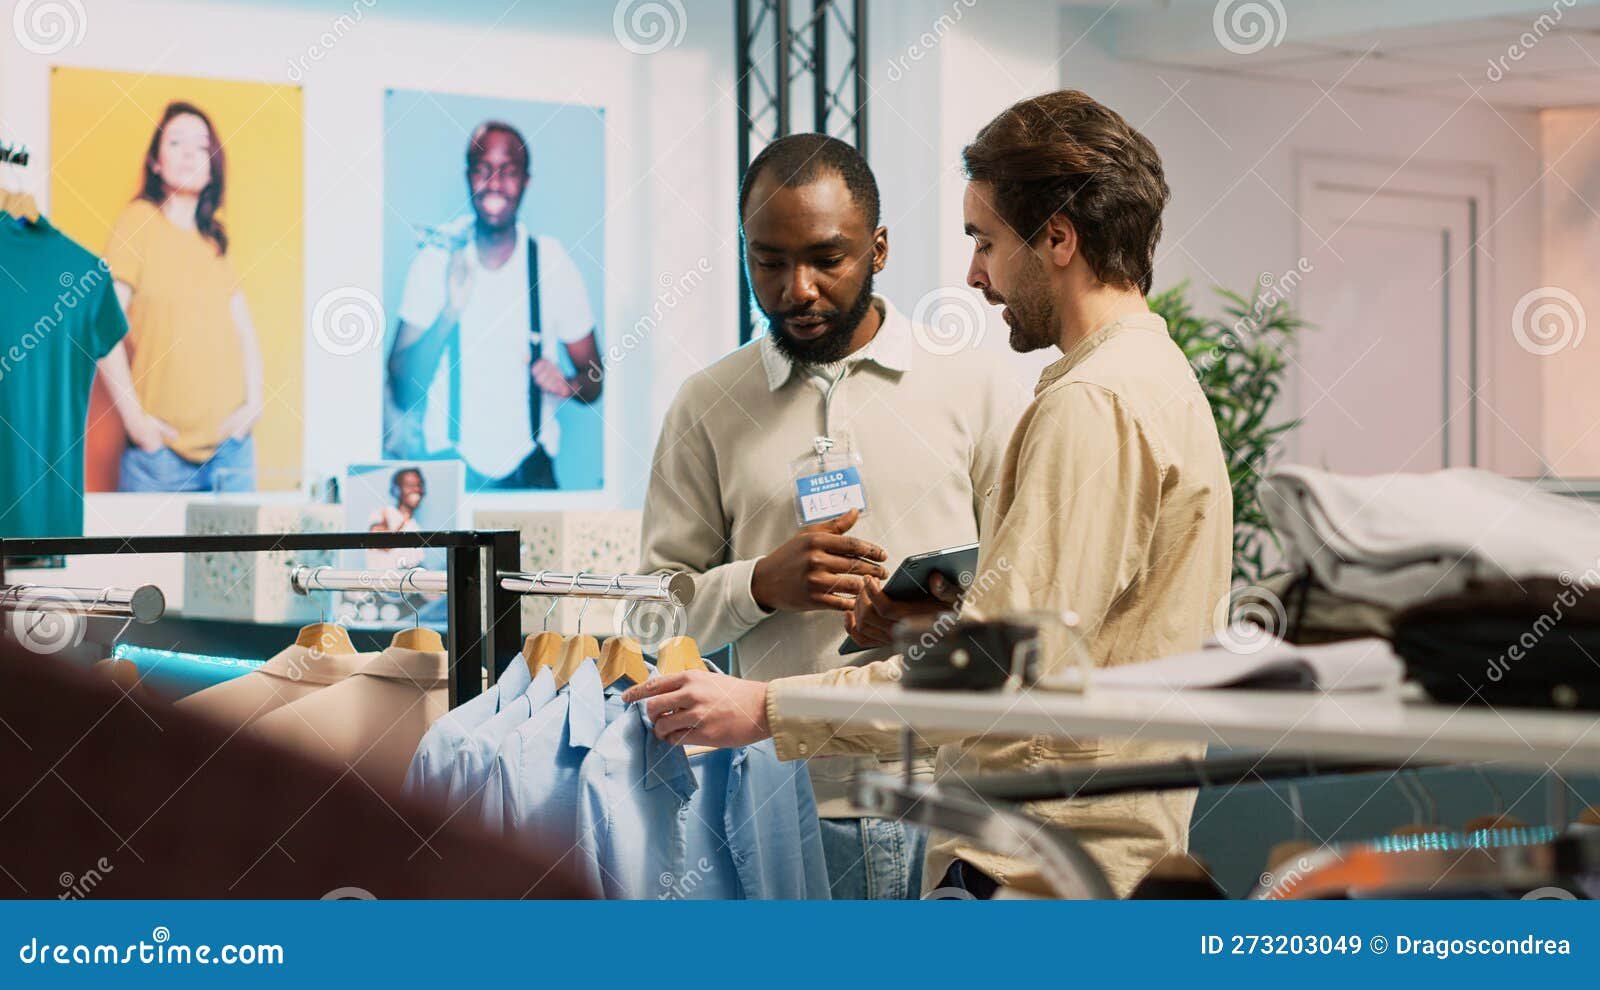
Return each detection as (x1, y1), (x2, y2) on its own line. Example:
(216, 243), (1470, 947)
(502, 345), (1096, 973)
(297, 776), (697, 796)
(51, 67), (304, 494)
(93, 102), (265, 492)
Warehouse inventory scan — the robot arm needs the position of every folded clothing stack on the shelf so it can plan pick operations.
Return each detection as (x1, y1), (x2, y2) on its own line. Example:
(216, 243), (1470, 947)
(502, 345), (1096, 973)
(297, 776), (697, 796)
(1260, 465), (1600, 606)
(1392, 577), (1600, 711)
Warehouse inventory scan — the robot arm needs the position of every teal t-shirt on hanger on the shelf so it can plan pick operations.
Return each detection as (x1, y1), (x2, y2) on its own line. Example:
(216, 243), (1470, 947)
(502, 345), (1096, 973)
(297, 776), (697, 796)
(0, 216), (128, 538)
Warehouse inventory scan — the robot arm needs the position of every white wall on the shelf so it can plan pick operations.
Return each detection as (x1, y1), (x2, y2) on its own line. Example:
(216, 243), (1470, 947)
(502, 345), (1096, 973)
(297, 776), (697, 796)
(861, 0), (1550, 472)
(1541, 107), (1600, 478)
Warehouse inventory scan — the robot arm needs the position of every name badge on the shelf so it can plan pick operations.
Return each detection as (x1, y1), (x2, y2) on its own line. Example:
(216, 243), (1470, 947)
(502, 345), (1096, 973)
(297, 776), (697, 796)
(790, 438), (869, 526)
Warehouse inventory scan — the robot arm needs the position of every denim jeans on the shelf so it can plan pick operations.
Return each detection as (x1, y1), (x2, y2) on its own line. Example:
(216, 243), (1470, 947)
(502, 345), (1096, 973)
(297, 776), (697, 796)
(119, 436), (256, 493)
(817, 817), (928, 899)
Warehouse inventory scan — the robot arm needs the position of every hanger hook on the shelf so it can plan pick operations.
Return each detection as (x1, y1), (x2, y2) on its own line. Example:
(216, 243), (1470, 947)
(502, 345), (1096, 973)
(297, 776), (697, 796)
(534, 570), (560, 630)
(573, 571), (594, 636)
(605, 575), (628, 635)
(400, 567), (423, 629)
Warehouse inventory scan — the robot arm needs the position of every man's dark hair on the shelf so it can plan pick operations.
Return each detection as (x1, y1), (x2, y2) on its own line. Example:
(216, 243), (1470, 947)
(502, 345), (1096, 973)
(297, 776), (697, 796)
(466, 120), (530, 174)
(739, 133), (880, 228)
(962, 90), (1167, 295)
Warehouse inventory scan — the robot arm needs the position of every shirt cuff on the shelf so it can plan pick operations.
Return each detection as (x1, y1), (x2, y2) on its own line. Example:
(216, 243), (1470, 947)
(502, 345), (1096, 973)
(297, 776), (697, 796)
(725, 555), (773, 629)
(765, 674), (833, 762)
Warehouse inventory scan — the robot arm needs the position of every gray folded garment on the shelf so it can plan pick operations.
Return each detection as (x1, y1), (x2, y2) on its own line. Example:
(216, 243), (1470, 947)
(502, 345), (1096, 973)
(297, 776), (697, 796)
(1260, 465), (1600, 608)
(1043, 637), (1404, 693)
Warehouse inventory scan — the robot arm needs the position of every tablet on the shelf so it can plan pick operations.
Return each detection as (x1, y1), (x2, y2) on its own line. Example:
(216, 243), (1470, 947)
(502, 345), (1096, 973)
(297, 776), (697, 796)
(837, 542), (980, 655)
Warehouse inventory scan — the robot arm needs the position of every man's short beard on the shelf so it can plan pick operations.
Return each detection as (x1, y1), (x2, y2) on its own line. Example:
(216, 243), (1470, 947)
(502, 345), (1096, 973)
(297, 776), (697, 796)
(764, 274), (876, 366)
(1003, 252), (1056, 354)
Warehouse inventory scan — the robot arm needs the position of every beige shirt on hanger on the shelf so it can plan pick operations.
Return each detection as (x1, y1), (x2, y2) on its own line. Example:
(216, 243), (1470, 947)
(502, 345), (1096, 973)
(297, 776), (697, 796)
(766, 313), (1235, 897)
(175, 644), (379, 729)
(247, 647), (449, 796)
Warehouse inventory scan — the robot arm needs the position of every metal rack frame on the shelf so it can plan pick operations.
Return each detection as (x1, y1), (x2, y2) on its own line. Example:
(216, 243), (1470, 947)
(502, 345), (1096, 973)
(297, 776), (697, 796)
(0, 530), (514, 707)
(2, 532), (696, 708)
(735, 0), (868, 345)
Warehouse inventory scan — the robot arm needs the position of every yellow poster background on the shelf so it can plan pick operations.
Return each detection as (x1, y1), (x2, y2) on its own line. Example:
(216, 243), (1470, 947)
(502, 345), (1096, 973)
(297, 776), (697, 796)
(50, 66), (304, 491)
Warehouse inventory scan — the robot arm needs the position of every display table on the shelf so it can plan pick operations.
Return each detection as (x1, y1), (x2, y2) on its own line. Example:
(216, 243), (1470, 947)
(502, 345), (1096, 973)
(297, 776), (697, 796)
(777, 682), (1600, 772)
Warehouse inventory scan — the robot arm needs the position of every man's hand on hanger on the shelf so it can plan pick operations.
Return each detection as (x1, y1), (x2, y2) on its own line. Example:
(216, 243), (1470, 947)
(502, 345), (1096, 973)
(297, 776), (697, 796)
(623, 670), (772, 749)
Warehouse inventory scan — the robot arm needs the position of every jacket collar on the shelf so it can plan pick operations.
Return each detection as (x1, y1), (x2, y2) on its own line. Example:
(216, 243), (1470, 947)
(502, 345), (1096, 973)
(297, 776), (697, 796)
(257, 645), (376, 687)
(1035, 311), (1168, 396)
(356, 647), (449, 687)
(760, 295), (914, 391)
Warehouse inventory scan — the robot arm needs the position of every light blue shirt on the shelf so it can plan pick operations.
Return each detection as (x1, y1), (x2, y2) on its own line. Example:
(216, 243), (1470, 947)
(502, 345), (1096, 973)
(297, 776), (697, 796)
(480, 659), (630, 844)
(403, 657), (531, 807)
(441, 665), (557, 819)
(574, 704), (831, 900)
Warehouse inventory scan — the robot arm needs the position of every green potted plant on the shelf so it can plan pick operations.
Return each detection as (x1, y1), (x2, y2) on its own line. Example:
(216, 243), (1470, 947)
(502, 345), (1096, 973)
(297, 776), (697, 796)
(1150, 280), (1310, 587)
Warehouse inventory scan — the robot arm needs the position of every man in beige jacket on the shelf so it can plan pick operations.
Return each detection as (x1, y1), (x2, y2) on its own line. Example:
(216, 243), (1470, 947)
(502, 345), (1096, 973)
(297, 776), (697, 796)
(628, 91), (1233, 898)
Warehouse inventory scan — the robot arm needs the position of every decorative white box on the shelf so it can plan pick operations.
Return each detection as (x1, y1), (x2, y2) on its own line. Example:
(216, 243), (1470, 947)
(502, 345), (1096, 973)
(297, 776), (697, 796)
(183, 502), (345, 623)
(472, 510), (644, 639)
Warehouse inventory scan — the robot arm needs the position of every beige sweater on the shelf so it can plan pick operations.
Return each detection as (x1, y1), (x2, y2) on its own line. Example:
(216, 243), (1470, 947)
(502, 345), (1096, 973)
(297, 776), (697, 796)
(767, 313), (1235, 896)
(640, 296), (1025, 813)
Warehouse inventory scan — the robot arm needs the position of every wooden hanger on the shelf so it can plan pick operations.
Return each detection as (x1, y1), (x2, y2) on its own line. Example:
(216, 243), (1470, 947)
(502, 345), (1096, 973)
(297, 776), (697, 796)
(554, 589), (599, 687)
(599, 599), (653, 688)
(295, 622), (356, 655)
(1462, 813), (1526, 833)
(522, 631), (563, 677)
(391, 626), (444, 651)
(655, 635), (707, 675)
(523, 581), (565, 677)
(598, 635), (651, 688)
(0, 143), (38, 224)
(0, 191), (39, 224)
(556, 634), (599, 687)
(389, 572), (444, 651)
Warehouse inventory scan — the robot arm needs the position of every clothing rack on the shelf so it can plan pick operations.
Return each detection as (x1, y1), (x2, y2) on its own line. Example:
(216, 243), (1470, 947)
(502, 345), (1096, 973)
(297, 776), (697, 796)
(291, 565), (694, 607)
(0, 530), (517, 707)
(0, 582), (166, 624)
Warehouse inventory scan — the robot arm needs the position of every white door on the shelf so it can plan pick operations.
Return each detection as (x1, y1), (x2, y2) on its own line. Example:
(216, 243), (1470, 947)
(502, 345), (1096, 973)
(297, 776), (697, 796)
(1295, 160), (1487, 473)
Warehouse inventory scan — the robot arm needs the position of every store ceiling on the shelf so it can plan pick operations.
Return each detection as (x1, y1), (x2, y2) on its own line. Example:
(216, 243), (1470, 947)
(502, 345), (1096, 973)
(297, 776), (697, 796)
(1126, 6), (1600, 111)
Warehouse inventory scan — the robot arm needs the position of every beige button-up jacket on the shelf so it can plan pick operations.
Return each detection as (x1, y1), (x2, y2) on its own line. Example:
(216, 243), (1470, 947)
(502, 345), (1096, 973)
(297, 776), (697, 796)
(767, 313), (1234, 896)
